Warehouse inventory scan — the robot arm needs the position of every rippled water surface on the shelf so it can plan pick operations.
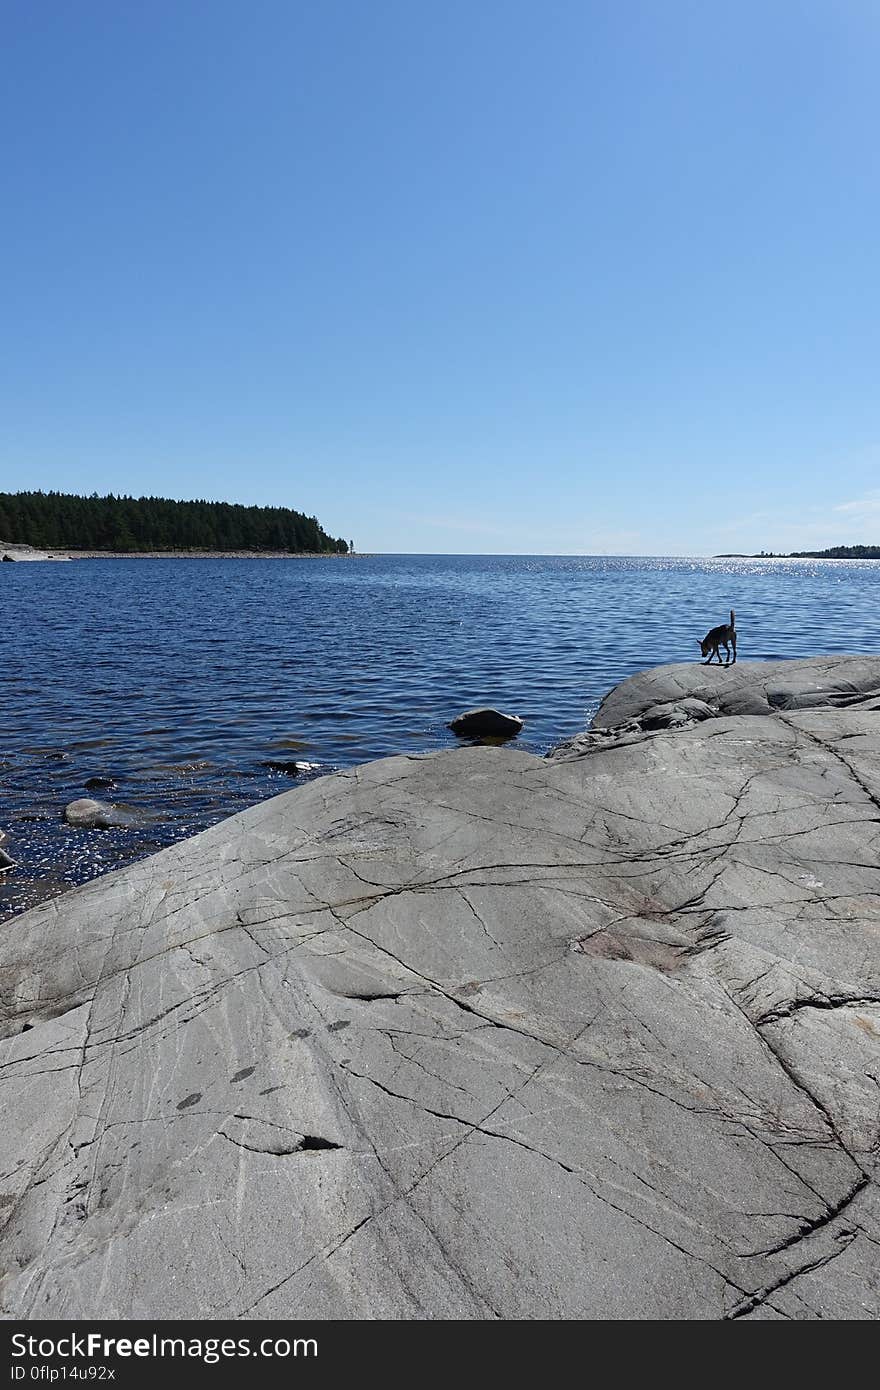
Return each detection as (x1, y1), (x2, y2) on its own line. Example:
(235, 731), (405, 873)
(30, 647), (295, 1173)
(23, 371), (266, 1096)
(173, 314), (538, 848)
(2, 553), (879, 918)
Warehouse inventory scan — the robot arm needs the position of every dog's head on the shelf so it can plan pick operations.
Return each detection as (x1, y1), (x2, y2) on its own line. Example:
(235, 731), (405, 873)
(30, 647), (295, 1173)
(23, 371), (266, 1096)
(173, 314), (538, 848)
(698, 636), (712, 658)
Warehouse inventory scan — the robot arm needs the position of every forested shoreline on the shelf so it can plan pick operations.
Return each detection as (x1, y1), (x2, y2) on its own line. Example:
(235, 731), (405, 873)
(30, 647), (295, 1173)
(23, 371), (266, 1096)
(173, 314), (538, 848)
(0, 491), (350, 553)
(786, 545), (880, 559)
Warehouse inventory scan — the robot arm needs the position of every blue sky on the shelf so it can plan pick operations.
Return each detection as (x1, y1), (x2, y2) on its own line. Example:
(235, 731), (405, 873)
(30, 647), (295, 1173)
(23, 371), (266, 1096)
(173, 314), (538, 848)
(3, 1), (879, 554)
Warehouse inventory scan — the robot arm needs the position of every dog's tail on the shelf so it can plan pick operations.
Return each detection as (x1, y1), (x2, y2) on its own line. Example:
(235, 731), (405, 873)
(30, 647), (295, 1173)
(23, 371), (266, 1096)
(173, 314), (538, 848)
(730, 609), (736, 628)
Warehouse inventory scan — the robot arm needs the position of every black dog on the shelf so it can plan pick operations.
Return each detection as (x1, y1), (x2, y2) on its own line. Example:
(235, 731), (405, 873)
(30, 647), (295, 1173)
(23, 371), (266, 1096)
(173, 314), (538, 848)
(698, 609), (736, 665)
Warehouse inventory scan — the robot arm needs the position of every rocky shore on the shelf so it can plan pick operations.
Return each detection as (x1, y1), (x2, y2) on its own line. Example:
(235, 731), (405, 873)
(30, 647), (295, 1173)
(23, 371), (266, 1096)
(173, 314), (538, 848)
(1, 544), (362, 560)
(1, 655), (879, 1319)
(1, 544), (70, 562)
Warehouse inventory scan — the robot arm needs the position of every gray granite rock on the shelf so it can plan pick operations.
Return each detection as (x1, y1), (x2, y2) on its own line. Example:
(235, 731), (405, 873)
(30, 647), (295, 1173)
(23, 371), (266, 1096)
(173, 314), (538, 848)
(0, 830), (13, 872)
(637, 696), (717, 730)
(63, 799), (139, 830)
(592, 654), (880, 728)
(2, 656), (880, 1319)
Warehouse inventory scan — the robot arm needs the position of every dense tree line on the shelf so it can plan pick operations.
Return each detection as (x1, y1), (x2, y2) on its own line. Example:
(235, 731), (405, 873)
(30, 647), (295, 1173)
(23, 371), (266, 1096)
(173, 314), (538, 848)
(0, 491), (349, 553)
(787, 545), (880, 559)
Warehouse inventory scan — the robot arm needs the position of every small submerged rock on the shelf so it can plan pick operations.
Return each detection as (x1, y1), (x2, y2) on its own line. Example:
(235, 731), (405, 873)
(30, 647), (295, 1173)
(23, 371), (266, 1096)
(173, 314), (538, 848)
(64, 799), (114, 829)
(64, 799), (139, 830)
(449, 708), (524, 739)
(261, 759), (320, 777)
(84, 776), (117, 791)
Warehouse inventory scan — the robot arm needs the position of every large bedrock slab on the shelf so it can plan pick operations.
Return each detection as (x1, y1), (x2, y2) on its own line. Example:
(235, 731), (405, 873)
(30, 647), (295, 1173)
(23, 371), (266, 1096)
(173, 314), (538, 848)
(1, 662), (880, 1320)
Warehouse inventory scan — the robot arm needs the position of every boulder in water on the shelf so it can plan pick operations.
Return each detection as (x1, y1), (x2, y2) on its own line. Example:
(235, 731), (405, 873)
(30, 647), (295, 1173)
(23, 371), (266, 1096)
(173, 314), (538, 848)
(449, 708), (524, 738)
(63, 799), (137, 830)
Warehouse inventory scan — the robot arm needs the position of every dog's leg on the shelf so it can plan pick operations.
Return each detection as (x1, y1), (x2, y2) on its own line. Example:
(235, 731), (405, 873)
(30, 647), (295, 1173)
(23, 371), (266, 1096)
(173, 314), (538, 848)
(731, 633), (737, 664)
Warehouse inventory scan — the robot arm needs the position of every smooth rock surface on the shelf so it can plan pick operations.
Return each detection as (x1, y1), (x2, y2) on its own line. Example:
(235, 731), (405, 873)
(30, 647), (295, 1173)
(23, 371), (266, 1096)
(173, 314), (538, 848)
(2, 656), (880, 1320)
(592, 654), (880, 728)
(449, 707), (524, 738)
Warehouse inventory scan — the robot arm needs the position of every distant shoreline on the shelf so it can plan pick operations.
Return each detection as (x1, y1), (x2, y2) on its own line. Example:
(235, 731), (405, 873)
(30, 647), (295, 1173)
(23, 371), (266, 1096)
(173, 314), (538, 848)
(2, 543), (366, 561)
(715, 548), (880, 560)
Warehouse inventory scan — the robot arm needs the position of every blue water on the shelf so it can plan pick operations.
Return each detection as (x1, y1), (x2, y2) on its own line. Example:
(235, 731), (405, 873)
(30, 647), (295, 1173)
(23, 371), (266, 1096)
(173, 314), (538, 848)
(2, 553), (878, 919)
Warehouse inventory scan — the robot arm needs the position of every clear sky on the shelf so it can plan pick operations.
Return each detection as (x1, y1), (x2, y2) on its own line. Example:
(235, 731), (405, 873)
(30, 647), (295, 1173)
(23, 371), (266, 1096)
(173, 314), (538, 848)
(3, 1), (879, 554)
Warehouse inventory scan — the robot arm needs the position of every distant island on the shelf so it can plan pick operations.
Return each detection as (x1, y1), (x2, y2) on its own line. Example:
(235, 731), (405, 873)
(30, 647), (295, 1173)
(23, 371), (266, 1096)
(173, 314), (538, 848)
(716, 546), (880, 560)
(0, 490), (351, 555)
